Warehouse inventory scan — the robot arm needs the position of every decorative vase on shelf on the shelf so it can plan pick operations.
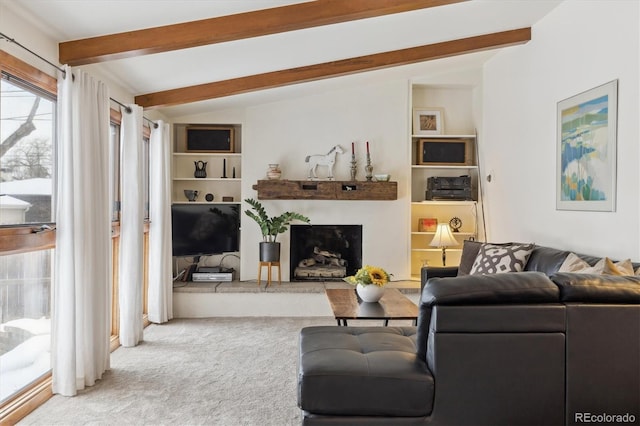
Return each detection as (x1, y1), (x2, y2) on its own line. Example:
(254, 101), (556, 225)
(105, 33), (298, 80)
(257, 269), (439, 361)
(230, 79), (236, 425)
(266, 163), (282, 180)
(194, 161), (207, 178)
(356, 283), (385, 303)
(184, 189), (199, 202)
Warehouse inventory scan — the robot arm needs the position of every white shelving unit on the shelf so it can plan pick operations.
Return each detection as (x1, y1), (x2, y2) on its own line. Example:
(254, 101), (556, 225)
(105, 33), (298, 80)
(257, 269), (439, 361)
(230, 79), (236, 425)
(172, 124), (242, 204)
(409, 85), (484, 280)
(172, 152), (241, 204)
(410, 200), (478, 277)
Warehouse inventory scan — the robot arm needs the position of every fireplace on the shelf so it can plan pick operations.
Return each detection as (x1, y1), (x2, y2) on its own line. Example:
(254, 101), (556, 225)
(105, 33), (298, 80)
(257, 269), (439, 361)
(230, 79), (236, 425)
(290, 225), (362, 281)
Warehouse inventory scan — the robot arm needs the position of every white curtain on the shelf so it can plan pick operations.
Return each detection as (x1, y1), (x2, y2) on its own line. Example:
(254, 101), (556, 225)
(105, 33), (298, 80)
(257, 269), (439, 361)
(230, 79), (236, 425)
(118, 104), (144, 346)
(148, 121), (173, 323)
(52, 65), (111, 396)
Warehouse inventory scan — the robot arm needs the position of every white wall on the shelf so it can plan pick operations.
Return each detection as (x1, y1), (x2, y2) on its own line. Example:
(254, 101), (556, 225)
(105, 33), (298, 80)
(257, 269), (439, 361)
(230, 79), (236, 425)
(0, 4), (60, 78)
(183, 81), (412, 281)
(241, 80), (409, 280)
(482, 0), (639, 259)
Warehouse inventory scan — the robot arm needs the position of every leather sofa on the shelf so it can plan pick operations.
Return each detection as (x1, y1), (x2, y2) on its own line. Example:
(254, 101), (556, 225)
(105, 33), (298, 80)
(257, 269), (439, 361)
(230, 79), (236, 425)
(297, 244), (640, 425)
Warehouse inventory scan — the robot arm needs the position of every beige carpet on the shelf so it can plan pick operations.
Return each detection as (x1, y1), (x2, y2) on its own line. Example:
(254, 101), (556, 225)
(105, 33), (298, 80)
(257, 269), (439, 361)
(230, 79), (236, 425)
(18, 317), (337, 426)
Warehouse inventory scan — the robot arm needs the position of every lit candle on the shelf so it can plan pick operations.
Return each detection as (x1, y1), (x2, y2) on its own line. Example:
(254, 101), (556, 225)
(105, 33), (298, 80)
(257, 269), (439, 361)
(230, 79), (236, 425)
(366, 141), (370, 154)
(351, 142), (355, 155)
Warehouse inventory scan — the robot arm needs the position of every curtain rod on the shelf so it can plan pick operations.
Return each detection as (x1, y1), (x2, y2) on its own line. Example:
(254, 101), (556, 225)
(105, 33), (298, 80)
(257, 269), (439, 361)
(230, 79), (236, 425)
(1, 31), (158, 129)
(110, 98), (158, 128)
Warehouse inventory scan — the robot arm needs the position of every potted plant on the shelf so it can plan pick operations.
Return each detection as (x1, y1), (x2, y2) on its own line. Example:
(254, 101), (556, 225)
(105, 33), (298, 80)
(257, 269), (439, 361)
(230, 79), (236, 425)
(343, 265), (392, 302)
(244, 198), (310, 262)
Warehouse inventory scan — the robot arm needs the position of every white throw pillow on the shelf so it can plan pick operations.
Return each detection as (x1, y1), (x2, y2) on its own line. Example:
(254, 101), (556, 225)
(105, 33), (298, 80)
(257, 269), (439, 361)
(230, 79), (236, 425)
(559, 253), (634, 276)
(558, 252), (590, 272)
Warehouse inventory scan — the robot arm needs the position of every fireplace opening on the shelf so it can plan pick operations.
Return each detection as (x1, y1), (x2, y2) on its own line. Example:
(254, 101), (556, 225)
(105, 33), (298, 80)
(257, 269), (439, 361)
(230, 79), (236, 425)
(290, 225), (362, 281)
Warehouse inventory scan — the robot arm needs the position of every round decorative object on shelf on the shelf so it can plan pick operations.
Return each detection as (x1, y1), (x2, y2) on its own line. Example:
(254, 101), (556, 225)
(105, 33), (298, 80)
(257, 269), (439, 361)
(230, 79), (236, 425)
(267, 164), (282, 180)
(356, 283), (385, 303)
(205, 193), (214, 202)
(449, 217), (462, 232)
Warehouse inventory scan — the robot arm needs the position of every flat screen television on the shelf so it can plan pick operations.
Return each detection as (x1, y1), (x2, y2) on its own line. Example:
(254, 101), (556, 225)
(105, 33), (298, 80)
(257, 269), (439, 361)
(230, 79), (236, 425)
(171, 204), (240, 257)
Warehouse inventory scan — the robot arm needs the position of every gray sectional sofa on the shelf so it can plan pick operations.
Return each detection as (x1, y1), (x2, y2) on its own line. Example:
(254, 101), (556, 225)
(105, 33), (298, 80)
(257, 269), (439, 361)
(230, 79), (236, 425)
(297, 243), (640, 425)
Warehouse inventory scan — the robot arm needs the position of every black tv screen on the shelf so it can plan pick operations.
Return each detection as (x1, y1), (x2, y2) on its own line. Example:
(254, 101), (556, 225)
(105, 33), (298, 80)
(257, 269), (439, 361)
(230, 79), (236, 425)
(171, 204), (240, 257)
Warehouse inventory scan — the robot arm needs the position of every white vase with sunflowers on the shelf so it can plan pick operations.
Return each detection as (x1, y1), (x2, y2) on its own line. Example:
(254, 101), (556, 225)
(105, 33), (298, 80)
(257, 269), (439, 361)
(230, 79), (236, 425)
(343, 265), (391, 303)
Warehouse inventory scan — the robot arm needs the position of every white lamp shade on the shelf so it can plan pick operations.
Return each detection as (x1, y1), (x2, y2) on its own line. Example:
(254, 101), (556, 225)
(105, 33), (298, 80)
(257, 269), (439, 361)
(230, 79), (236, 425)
(429, 223), (458, 247)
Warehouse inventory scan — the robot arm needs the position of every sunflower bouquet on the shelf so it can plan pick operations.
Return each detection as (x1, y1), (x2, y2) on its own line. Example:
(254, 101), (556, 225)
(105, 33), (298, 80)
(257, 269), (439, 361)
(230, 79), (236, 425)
(343, 265), (391, 287)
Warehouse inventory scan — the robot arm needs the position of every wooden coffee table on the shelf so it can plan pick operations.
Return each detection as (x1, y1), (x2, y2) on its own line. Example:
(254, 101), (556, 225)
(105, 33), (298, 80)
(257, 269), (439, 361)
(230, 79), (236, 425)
(325, 288), (418, 326)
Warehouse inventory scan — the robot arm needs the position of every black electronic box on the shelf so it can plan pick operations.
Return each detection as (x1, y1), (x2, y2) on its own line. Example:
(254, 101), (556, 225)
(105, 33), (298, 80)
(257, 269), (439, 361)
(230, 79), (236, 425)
(426, 176), (473, 201)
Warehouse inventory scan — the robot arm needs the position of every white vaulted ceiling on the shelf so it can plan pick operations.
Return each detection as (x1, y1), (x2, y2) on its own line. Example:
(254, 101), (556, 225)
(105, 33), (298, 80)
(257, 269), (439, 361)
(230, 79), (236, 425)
(3, 0), (562, 117)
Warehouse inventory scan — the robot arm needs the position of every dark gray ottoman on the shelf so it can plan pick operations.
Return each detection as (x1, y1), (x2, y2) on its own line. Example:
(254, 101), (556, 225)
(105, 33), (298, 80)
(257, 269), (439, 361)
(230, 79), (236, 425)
(297, 326), (433, 420)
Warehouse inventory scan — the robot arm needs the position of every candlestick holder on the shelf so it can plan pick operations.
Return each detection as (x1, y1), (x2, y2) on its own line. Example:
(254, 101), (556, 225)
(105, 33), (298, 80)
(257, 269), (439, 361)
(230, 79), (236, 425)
(365, 153), (373, 181)
(350, 155), (357, 181)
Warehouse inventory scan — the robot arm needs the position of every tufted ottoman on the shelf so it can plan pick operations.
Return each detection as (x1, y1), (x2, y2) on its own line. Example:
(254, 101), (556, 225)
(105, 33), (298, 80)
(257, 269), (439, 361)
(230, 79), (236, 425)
(297, 326), (433, 422)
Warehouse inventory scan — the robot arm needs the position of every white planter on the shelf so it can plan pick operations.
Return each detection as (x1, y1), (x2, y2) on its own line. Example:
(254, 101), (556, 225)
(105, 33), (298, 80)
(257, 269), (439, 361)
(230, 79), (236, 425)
(356, 283), (385, 303)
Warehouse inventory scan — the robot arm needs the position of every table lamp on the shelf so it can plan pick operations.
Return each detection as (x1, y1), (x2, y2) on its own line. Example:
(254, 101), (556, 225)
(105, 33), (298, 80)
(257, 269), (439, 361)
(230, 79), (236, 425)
(429, 223), (459, 266)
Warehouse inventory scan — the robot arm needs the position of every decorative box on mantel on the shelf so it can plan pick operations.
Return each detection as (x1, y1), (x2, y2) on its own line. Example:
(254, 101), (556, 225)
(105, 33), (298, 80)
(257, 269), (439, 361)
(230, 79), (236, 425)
(252, 180), (397, 200)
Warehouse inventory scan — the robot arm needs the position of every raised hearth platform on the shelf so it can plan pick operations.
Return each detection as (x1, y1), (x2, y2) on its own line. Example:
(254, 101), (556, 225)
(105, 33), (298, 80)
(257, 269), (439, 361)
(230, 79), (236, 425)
(174, 280), (419, 293)
(172, 280), (420, 318)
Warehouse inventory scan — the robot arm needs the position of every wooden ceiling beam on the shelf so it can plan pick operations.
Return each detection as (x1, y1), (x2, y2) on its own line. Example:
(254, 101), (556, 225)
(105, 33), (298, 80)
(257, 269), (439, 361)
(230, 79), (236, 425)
(136, 28), (531, 109)
(59, 0), (467, 66)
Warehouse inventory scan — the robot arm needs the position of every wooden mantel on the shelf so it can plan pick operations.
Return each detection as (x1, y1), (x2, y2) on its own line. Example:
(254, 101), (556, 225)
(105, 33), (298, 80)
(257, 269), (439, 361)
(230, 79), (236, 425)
(252, 180), (397, 200)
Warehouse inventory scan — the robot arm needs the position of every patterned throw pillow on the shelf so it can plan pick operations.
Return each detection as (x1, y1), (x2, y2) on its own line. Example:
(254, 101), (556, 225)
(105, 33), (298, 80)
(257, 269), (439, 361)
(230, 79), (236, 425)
(470, 243), (535, 274)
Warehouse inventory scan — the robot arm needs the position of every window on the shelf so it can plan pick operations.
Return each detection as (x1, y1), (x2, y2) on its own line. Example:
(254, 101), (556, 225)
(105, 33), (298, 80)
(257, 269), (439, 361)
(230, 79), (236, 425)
(142, 135), (150, 220)
(0, 249), (53, 403)
(109, 122), (121, 222)
(0, 75), (55, 225)
(0, 69), (55, 407)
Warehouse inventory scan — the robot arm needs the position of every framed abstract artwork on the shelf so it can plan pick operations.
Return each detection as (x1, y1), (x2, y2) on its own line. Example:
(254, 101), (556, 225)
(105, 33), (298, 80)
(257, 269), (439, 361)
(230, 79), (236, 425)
(556, 80), (618, 211)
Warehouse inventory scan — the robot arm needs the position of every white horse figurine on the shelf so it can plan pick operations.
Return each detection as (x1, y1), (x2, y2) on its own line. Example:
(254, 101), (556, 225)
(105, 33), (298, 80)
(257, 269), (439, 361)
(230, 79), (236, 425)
(305, 145), (344, 180)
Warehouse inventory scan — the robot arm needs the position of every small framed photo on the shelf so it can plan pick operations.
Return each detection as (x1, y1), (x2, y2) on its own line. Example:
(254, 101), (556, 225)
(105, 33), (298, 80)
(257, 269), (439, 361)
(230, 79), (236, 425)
(418, 218), (438, 232)
(413, 108), (444, 135)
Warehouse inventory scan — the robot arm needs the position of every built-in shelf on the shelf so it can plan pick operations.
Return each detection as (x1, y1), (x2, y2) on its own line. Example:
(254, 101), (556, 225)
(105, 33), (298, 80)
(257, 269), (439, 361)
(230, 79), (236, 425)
(411, 231), (475, 237)
(172, 123), (242, 204)
(408, 85), (485, 274)
(412, 201), (477, 206)
(411, 134), (476, 139)
(172, 201), (240, 205)
(253, 180), (397, 200)
(412, 165), (478, 170)
(173, 178), (242, 181)
(411, 248), (463, 253)
(173, 153), (242, 157)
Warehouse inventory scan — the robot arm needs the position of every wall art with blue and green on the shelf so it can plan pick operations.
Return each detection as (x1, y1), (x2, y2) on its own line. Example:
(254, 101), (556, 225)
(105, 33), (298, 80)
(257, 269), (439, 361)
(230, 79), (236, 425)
(557, 80), (617, 211)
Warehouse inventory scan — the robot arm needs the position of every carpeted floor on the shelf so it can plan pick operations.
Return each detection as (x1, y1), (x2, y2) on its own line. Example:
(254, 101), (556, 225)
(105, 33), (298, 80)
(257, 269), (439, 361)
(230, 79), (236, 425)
(18, 317), (337, 426)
